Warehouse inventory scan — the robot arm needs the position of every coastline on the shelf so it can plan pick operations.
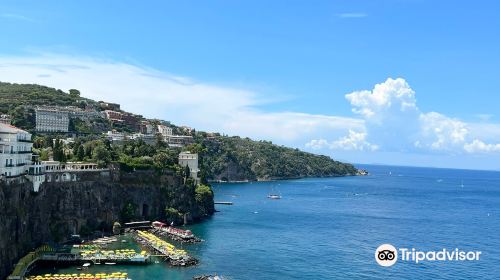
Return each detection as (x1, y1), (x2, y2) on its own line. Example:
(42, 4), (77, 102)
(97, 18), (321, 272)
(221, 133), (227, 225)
(207, 171), (368, 184)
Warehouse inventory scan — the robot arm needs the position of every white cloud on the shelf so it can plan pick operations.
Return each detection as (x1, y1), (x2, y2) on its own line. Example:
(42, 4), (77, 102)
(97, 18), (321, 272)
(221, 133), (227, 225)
(418, 112), (469, 151)
(464, 140), (500, 153)
(345, 78), (417, 121)
(336, 77), (500, 155)
(0, 54), (362, 145)
(306, 130), (378, 151)
(305, 139), (329, 150)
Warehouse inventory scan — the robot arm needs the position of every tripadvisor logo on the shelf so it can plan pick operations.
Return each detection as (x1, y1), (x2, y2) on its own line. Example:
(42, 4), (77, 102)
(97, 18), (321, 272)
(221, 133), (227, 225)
(375, 244), (398, 267)
(375, 244), (482, 267)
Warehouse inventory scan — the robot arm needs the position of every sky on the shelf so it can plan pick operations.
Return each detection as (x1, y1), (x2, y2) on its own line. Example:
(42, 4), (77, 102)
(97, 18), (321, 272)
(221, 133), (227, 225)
(0, 0), (499, 170)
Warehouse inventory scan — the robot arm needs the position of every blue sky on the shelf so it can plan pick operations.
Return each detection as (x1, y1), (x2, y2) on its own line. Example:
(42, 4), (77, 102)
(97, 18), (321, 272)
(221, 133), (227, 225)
(1, 0), (500, 169)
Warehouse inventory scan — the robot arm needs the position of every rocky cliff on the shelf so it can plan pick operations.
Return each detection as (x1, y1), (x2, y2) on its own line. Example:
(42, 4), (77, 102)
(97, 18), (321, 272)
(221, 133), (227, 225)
(0, 170), (214, 279)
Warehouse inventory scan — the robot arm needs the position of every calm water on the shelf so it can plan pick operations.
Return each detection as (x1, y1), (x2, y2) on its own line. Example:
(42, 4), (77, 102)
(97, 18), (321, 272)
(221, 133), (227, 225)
(36, 165), (500, 279)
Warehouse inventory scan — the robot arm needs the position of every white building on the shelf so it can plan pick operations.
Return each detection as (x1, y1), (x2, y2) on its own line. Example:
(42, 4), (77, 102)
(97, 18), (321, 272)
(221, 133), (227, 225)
(0, 124), (33, 179)
(0, 124), (47, 191)
(129, 133), (156, 145)
(166, 135), (193, 147)
(35, 106), (69, 132)
(178, 151), (200, 183)
(106, 130), (126, 142)
(27, 161), (46, 192)
(157, 125), (173, 136)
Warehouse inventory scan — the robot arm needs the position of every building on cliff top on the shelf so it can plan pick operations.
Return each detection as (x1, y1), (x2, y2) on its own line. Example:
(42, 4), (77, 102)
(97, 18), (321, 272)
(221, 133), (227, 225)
(0, 123), (46, 191)
(35, 106), (70, 133)
(178, 151), (200, 184)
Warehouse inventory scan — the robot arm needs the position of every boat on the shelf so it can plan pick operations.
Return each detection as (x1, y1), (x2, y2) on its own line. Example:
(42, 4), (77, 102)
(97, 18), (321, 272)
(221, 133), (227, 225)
(82, 263), (91, 267)
(267, 184), (282, 199)
(105, 262), (116, 265)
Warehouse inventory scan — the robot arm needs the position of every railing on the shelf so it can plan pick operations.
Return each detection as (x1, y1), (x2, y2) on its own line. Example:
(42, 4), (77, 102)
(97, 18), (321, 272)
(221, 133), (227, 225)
(8, 245), (54, 279)
(17, 139), (33, 143)
(0, 151), (32, 154)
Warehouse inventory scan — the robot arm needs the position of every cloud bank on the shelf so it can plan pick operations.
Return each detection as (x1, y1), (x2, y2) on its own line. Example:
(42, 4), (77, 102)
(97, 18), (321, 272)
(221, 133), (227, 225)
(306, 78), (500, 155)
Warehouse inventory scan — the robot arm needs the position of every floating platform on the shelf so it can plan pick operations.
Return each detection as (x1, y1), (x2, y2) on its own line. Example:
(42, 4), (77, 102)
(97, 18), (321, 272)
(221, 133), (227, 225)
(214, 201), (233, 205)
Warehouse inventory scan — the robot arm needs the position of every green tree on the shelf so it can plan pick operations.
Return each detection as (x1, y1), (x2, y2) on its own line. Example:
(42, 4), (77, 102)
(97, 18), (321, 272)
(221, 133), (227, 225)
(195, 184), (215, 216)
(39, 149), (49, 161)
(77, 145), (85, 161)
(69, 89), (81, 98)
(165, 207), (182, 225)
(93, 145), (111, 167)
(184, 165), (191, 180)
(153, 151), (169, 170)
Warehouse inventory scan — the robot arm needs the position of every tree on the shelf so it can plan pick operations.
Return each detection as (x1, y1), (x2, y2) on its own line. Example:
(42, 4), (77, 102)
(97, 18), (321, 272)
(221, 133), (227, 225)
(184, 165), (191, 179)
(53, 138), (66, 162)
(69, 89), (80, 98)
(72, 140), (81, 156)
(93, 145), (111, 167)
(153, 151), (169, 170)
(39, 149), (49, 161)
(84, 145), (92, 158)
(195, 184), (215, 216)
(77, 145), (85, 161)
(165, 207), (182, 225)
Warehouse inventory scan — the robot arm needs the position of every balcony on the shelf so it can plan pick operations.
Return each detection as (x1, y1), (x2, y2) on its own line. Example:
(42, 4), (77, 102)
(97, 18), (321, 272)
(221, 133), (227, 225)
(5, 172), (27, 179)
(16, 163), (27, 167)
(17, 151), (32, 154)
(17, 139), (33, 143)
(5, 164), (14, 167)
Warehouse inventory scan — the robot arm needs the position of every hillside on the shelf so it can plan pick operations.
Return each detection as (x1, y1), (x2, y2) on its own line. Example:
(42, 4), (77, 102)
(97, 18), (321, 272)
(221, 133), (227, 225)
(196, 136), (357, 181)
(0, 81), (358, 181)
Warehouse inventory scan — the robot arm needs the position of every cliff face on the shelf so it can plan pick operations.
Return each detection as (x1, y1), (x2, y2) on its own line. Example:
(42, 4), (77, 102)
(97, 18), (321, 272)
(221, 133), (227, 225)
(0, 170), (214, 280)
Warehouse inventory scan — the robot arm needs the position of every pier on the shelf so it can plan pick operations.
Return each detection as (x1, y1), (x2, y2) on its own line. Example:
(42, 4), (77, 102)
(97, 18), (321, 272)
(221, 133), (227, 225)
(134, 230), (198, 266)
(214, 201), (233, 205)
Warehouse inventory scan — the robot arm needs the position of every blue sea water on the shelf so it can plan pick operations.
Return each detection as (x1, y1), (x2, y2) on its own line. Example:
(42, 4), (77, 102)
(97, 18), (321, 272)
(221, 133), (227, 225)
(37, 165), (500, 279)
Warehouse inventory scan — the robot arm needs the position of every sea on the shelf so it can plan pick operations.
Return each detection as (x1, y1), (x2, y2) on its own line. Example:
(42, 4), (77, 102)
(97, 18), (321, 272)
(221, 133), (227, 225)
(32, 164), (500, 279)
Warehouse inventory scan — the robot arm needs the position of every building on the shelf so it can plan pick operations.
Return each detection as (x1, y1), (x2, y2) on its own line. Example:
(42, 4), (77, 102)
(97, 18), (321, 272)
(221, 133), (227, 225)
(67, 106), (101, 120)
(129, 133), (157, 145)
(35, 106), (70, 132)
(106, 130), (126, 142)
(0, 114), (12, 125)
(166, 135), (193, 147)
(157, 125), (173, 136)
(43, 161), (107, 183)
(178, 151), (200, 183)
(0, 124), (33, 179)
(104, 110), (140, 129)
(140, 121), (154, 134)
(0, 124), (47, 191)
(98, 101), (121, 111)
(104, 110), (124, 122)
(27, 160), (46, 192)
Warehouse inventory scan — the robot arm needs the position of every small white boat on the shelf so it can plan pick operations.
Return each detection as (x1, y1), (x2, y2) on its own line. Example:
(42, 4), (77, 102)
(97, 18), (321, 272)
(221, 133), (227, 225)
(267, 194), (281, 199)
(105, 262), (116, 265)
(82, 263), (91, 267)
